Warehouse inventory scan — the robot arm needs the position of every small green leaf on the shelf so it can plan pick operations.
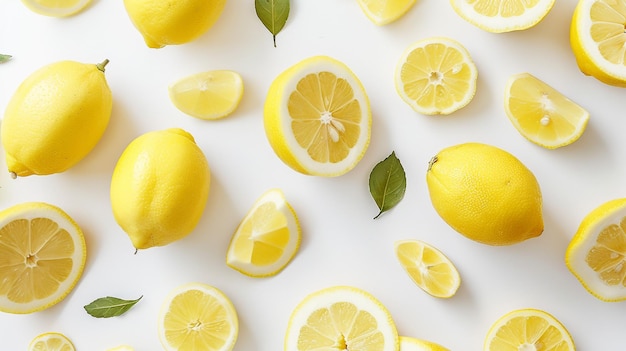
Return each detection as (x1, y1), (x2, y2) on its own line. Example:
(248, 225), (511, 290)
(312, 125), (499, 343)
(0, 54), (12, 63)
(84, 295), (142, 318)
(255, 0), (289, 47)
(369, 151), (406, 219)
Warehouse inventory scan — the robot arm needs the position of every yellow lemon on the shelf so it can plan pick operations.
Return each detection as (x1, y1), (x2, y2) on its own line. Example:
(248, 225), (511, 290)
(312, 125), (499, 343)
(123, 0), (227, 48)
(399, 336), (449, 351)
(21, 0), (91, 17)
(426, 143), (543, 245)
(28, 332), (76, 351)
(450, 0), (555, 33)
(107, 346), (134, 351)
(2, 59), (112, 178)
(0, 202), (86, 314)
(264, 55), (372, 177)
(110, 128), (211, 250)
(356, 0), (417, 25)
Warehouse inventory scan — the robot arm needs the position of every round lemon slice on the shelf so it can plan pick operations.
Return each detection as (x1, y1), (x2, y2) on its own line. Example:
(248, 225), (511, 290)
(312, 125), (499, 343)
(449, 0), (555, 33)
(395, 37), (477, 115)
(285, 285), (399, 351)
(158, 282), (239, 351)
(264, 55), (372, 177)
(28, 332), (76, 351)
(226, 189), (301, 277)
(483, 308), (575, 351)
(504, 72), (590, 149)
(356, 0), (417, 25)
(399, 336), (449, 351)
(21, 0), (92, 17)
(169, 70), (244, 120)
(0, 202), (86, 314)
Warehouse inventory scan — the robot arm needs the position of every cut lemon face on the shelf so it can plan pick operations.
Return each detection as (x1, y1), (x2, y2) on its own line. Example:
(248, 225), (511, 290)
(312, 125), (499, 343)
(226, 188), (301, 277)
(21, 0), (92, 17)
(450, 0), (555, 33)
(399, 336), (449, 351)
(0, 202), (86, 314)
(570, 0), (626, 87)
(504, 73), (590, 149)
(28, 332), (75, 351)
(394, 240), (460, 298)
(169, 70), (244, 120)
(285, 285), (399, 351)
(566, 198), (626, 301)
(264, 55), (372, 177)
(395, 37), (477, 115)
(483, 308), (575, 351)
(356, 0), (417, 25)
(158, 282), (239, 351)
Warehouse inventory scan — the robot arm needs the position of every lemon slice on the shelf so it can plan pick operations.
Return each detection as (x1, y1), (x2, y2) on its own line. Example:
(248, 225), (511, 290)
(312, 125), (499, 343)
(483, 308), (575, 350)
(449, 0), (555, 33)
(226, 189), (301, 277)
(107, 346), (134, 351)
(504, 73), (590, 149)
(169, 70), (244, 120)
(571, 0), (626, 87)
(21, 0), (92, 17)
(158, 282), (239, 351)
(394, 240), (461, 298)
(264, 55), (372, 177)
(285, 285), (399, 351)
(399, 336), (449, 351)
(28, 332), (75, 351)
(395, 37), (478, 115)
(356, 0), (417, 25)
(0, 202), (86, 314)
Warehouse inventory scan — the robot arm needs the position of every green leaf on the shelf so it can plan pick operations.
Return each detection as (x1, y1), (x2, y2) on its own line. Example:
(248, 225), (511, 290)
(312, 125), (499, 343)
(369, 151), (406, 219)
(0, 54), (12, 63)
(255, 0), (289, 47)
(84, 295), (142, 318)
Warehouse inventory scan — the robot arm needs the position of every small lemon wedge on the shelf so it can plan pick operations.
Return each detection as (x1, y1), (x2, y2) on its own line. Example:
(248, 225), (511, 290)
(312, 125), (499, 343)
(28, 332), (75, 351)
(450, 0), (555, 33)
(399, 336), (450, 351)
(356, 0), (417, 25)
(21, 0), (91, 17)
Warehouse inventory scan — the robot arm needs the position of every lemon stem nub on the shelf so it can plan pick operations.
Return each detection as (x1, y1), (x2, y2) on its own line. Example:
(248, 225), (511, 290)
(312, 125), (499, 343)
(9, 171), (17, 179)
(96, 59), (110, 73)
(428, 156), (438, 171)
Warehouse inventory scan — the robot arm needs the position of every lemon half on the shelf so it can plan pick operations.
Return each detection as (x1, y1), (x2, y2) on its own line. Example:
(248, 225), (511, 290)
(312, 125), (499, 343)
(356, 0), (417, 25)
(399, 336), (449, 351)
(21, 0), (91, 17)
(450, 0), (556, 33)
(28, 332), (76, 351)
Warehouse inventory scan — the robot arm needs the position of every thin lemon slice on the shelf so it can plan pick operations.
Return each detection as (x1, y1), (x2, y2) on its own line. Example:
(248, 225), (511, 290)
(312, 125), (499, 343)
(285, 286), (399, 351)
(504, 73), (590, 149)
(226, 188), (301, 277)
(483, 308), (575, 351)
(0, 202), (86, 314)
(399, 336), (449, 351)
(395, 37), (477, 115)
(169, 70), (243, 120)
(356, 0), (417, 25)
(566, 198), (626, 301)
(264, 55), (372, 177)
(450, 0), (555, 33)
(28, 332), (75, 351)
(21, 0), (92, 17)
(158, 282), (239, 351)
(394, 240), (460, 298)
(107, 346), (134, 351)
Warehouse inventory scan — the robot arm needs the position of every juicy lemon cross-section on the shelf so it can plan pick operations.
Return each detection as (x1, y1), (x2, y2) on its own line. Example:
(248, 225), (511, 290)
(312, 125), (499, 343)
(21, 0), (92, 17)
(399, 336), (450, 351)
(28, 332), (76, 351)
(450, 0), (556, 33)
(356, 0), (418, 25)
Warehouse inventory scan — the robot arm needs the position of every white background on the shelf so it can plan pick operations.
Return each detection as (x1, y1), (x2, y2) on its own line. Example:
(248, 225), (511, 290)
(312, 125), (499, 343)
(1, 0), (626, 350)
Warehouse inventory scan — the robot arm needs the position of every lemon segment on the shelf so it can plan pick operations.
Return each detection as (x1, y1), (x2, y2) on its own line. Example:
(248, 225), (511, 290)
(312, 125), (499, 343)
(394, 240), (460, 298)
(264, 55), (372, 177)
(169, 70), (244, 120)
(285, 286), (399, 351)
(483, 309), (575, 351)
(158, 283), (239, 351)
(504, 73), (590, 149)
(356, 0), (417, 25)
(399, 336), (449, 351)
(28, 332), (76, 351)
(21, 0), (91, 17)
(395, 37), (477, 115)
(226, 189), (301, 277)
(449, 0), (556, 33)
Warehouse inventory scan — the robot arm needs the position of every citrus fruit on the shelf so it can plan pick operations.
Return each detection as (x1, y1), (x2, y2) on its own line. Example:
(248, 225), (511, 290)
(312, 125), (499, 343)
(399, 336), (449, 351)
(426, 143), (543, 245)
(565, 198), (626, 301)
(570, 0), (626, 87)
(264, 55), (372, 177)
(483, 308), (575, 351)
(28, 332), (75, 351)
(2, 59), (112, 178)
(226, 189), (301, 277)
(158, 282), (238, 351)
(169, 70), (244, 120)
(110, 128), (211, 250)
(123, 0), (226, 48)
(106, 346), (134, 351)
(504, 72), (590, 149)
(449, 0), (556, 33)
(394, 37), (478, 115)
(356, 0), (417, 25)
(394, 239), (461, 298)
(21, 0), (91, 17)
(0, 202), (86, 314)
(285, 285), (399, 351)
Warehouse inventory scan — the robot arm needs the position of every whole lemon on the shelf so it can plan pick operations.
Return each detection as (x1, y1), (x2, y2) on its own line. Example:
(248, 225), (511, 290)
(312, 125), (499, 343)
(123, 0), (227, 48)
(2, 59), (112, 178)
(426, 143), (543, 246)
(110, 128), (211, 250)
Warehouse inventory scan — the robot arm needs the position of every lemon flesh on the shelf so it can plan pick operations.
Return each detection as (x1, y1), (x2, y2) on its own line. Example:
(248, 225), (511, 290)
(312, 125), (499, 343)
(505, 73), (590, 149)
(28, 332), (76, 351)
(395, 37), (477, 115)
(21, 0), (91, 17)
(399, 336), (449, 351)
(450, 0), (555, 33)
(264, 55), (372, 177)
(356, 0), (417, 25)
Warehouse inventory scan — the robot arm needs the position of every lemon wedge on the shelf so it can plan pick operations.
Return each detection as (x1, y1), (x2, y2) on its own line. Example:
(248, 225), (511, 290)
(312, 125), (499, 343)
(21, 0), (91, 17)
(356, 0), (417, 25)
(399, 336), (449, 351)
(107, 346), (134, 351)
(28, 332), (76, 351)
(449, 0), (555, 33)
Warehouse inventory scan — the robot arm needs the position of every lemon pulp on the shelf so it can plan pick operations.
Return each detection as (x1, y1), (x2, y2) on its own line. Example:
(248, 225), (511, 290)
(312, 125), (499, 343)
(28, 332), (76, 351)
(450, 0), (556, 33)
(356, 0), (417, 25)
